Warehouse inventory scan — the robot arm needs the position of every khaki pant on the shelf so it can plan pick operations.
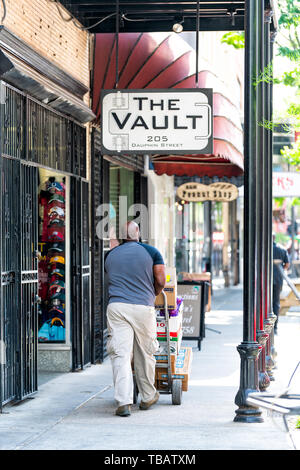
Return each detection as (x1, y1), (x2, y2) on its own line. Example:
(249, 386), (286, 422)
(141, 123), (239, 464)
(106, 302), (159, 406)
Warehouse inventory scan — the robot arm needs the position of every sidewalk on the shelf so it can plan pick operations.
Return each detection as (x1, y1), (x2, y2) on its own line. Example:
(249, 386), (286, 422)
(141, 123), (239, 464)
(1, 283), (299, 451)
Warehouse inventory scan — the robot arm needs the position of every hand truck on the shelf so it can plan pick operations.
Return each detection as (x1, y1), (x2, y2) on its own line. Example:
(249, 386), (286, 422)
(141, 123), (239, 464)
(133, 290), (183, 405)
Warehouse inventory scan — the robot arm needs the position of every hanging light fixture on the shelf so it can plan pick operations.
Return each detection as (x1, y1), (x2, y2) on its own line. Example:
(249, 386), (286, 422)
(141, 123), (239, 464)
(172, 16), (184, 33)
(172, 21), (183, 33)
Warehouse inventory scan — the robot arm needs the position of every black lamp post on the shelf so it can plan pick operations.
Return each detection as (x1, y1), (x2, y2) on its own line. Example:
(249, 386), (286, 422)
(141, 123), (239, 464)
(234, 0), (263, 423)
(256, 0), (270, 393)
(264, 10), (277, 382)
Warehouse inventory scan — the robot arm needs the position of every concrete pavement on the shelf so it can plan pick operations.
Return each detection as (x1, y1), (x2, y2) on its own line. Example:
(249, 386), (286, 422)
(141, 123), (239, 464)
(0, 282), (299, 451)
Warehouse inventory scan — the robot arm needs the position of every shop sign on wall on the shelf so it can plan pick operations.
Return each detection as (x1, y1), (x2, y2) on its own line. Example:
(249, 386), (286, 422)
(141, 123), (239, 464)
(273, 172), (300, 197)
(177, 182), (239, 202)
(101, 88), (213, 155)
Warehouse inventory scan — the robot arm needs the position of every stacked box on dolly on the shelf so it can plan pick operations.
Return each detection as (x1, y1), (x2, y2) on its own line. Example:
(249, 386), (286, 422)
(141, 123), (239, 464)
(154, 268), (193, 394)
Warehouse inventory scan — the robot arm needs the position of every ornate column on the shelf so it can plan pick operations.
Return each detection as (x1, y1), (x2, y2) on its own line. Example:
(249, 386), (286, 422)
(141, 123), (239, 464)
(256, 0), (270, 392)
(268, 30), (278, 371)
(234, 0), (263, 423)
(264, 13), (277, 381)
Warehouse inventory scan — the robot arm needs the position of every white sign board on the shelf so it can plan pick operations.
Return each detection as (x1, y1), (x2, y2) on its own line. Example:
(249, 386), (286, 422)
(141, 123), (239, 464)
(273, 172), (300, 197)
(101, 89), (213, 155)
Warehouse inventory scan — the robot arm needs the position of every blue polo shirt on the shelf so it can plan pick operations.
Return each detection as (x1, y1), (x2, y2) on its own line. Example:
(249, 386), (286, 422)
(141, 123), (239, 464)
(104, 241), (164, 306)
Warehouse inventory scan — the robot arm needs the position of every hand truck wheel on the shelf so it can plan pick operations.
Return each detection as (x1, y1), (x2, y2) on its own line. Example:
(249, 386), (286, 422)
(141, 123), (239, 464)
(172, 379), (182, 405)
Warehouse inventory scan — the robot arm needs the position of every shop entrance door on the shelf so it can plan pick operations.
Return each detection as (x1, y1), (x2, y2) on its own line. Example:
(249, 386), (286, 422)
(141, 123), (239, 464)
(70, 177), (91, 370)
(0, 159), (38, 407)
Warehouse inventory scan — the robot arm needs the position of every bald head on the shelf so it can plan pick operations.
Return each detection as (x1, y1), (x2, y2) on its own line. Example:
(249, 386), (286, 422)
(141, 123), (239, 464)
(120, 221), (140, 241)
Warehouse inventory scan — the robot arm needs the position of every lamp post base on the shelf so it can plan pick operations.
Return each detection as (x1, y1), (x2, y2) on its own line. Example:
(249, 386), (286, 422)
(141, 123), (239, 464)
(234, 341), (264, 423)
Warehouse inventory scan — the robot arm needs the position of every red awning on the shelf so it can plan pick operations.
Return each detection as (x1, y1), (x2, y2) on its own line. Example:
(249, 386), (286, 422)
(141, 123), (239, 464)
(93, 33), (244, 178)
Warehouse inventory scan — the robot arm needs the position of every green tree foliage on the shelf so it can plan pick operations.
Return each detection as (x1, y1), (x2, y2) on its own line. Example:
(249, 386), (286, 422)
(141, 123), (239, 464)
(281, 139), (300, 167)
(277, 0), (300, 61)
(221, 0), (300, 135)
(220, 31), (245, 49)
(276, 0), (300, 116)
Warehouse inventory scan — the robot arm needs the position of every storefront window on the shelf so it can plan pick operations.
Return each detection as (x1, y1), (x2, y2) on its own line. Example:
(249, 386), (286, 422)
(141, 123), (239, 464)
(38, 169), (66, 343)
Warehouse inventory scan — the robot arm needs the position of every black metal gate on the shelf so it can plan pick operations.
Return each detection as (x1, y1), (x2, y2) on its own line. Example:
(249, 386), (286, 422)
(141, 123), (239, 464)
(71, 177), (91, 370)
(0, 158), (38, 407)
(19, 163), (38, 400)
(0, 157), (20, 406)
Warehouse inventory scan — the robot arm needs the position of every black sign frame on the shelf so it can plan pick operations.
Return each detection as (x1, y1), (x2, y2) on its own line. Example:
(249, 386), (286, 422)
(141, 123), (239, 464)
(178, 280), (209, 351)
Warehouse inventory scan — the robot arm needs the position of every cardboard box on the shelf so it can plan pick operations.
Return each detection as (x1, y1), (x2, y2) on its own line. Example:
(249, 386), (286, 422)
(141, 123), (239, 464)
(156, 316), (182, 337)
(157, 324), (182, 339)
(156, 329), (182, 354)
(155, 347), (193, 392)
(155, 267), (177, 309)
(178, 272), (211, 282)
(154, 353), (176, 374)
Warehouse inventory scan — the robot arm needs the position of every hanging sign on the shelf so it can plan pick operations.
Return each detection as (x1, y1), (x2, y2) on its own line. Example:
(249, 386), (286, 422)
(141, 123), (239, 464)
(177, 182), (239, 202)
(101, 88), (213, 155)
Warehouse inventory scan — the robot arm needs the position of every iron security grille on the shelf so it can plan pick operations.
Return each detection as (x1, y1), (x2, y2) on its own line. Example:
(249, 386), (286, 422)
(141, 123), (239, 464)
(1, 82), (86, 178)
(0, 157), (20, 406)
(0, 80), (89, 407)
(2, 84), (25, 160)
(70, 178), (91, 371)
(0, 159), (39, 405)
(19, 164), (39, 400)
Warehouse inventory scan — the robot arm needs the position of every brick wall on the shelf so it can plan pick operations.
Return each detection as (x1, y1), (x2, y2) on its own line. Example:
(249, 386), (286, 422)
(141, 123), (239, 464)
(1, 0), (90, 88)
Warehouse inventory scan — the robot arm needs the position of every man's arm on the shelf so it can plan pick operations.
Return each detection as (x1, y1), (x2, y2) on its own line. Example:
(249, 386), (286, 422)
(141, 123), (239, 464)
(153, 264), (166, 296)
(283, 250), (290, 270)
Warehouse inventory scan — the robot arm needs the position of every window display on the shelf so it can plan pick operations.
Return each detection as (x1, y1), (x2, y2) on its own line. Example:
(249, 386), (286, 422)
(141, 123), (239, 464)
(38, 171), (66, 343)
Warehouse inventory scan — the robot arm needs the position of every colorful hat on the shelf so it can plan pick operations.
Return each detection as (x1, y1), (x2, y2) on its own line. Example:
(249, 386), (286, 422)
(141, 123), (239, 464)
(50, 298), (64, 308)
(38, 318), (65, 342)
(48, 307), (65, 322)
(47, 181), (65, 195)
(50, 266), (65, 277)
(48, 200), (65, 210)
(50, 317), (65, 328)
(49, 255), (65, 265)
(48, 219), (65, 227)
(49, 279), (65, 290)
(38, 321), (51, 342)
(49, 299), (65, 310)
(49, 194), (65, 204)
(49, 285), (65, 300)
(48, 206), (65, 219)
(48, 242), (64, 253)
(48, 226), (65, 242)
(50, 273), (63, 284)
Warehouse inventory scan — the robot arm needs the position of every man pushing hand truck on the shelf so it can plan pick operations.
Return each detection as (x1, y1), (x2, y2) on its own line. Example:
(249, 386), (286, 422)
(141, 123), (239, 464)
(104, 221), (166, 417)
